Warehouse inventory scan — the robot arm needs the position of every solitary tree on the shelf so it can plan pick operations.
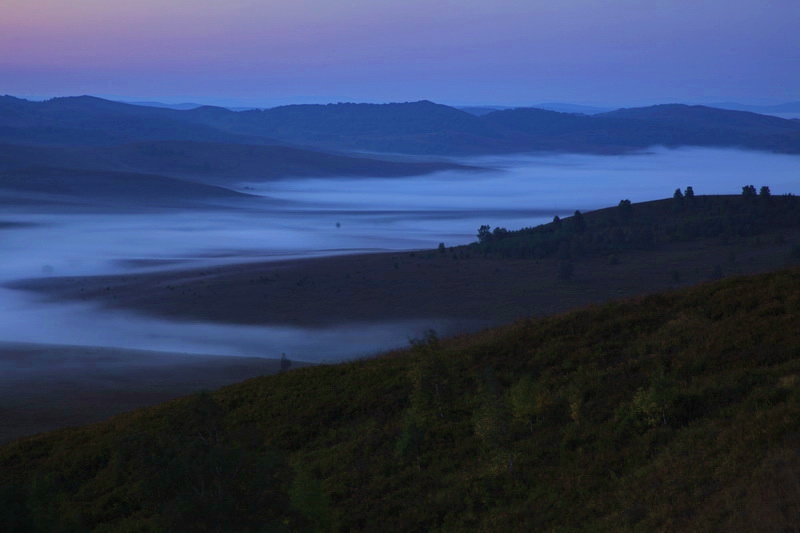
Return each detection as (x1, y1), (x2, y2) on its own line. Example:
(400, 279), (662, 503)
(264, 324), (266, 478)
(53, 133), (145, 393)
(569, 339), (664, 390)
(572, 210), (586, 234)
(684, 186), (695, 198)
(632, 375), (676, 428)
(552, 215), (562, 230)
(477, 225), (491, 244)
(438, 242), (446, 254)
(742, 185), (757, 198)
(617, 199), (633, 225)
(672, 188), (685, 212)
(280, 353), (292, 373)
(760, 185), (771, 198)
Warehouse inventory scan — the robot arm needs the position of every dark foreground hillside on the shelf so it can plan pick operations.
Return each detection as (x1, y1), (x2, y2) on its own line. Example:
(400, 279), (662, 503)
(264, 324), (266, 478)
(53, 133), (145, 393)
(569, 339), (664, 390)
(3, 268), (800, 531)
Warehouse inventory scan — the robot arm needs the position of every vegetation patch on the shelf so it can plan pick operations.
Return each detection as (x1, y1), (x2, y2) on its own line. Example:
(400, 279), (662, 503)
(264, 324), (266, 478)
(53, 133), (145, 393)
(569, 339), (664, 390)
(3, 268), (800, 531)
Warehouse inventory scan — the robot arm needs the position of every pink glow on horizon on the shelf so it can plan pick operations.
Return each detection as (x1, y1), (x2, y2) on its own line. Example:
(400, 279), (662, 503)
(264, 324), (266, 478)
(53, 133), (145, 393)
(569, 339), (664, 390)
(1, 0), (798, 104)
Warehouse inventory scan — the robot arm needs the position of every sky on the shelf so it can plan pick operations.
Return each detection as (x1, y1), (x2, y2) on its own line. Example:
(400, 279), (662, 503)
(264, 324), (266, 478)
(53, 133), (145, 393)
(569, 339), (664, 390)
(1, 0), (798, 107)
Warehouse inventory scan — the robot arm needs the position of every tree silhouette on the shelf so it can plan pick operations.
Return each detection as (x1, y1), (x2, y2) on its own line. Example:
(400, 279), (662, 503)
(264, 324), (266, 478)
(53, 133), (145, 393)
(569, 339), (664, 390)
(672, 188), (685, 212)
(617, 199), (633, 225)
(477, 225), (491, 244)
(280, 353), (292, 373)
(572, 210), (586, 234)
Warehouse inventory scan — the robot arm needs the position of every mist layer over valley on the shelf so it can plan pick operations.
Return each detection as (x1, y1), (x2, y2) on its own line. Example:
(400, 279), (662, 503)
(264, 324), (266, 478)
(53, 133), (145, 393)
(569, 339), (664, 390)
(4, 1), (799, 526)
(2, 147), (799, 361)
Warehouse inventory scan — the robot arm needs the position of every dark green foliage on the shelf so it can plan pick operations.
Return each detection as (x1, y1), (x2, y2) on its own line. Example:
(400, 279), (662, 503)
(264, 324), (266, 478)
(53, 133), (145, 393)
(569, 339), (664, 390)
(618, 199), (633, 225)
(760, 186), (771, 198)
(2, 392), (296, 532)
(473, 367), (514, 471)
(508, 375), (539, 434)
(672, 188), (685, 212)
(288, 464), (332, 532)
(492, 227), (510, 241)
(684, 186), (695, 198)
(477, 224), (491, 244)
(631, 374), (678, 428)
(743, 184), (757, 198)
(4, 270), (800, 531)
(572, 210), (587, 234)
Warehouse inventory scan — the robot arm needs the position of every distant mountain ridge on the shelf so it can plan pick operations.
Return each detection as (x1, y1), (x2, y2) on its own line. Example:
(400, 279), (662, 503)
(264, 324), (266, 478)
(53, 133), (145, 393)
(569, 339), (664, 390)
(0, 95), (277, 146)
(708, 101), (800, 114)
(2, 95), (799, 156)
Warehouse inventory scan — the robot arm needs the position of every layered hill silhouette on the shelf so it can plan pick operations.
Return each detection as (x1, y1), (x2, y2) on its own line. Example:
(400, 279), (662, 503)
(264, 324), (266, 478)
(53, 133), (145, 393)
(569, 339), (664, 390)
(0, 141), (473, 186)
(2, 267), (800, 531)
(0, 167), (253, 208)
(3, 95), (799, 155)
(0, 96), (275, 146)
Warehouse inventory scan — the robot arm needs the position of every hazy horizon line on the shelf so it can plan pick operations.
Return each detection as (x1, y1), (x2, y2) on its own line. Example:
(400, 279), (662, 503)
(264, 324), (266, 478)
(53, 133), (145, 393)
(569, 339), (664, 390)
(7, 92), (800, 112)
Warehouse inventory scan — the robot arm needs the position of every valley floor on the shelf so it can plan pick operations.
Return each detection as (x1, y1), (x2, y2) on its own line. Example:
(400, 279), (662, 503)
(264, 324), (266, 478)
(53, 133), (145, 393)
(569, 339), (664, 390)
(13, 226), (800, 328)
(2, 225), (798, 443)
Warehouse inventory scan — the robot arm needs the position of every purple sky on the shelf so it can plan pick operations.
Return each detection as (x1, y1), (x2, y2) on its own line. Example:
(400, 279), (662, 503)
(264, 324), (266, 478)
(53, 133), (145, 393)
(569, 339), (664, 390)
(2, 0), (798, 106)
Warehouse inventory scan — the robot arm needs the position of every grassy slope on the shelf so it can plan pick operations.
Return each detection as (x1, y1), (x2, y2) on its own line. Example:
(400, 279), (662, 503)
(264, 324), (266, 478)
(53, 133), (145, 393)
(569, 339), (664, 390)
(2, 268), (800, 531)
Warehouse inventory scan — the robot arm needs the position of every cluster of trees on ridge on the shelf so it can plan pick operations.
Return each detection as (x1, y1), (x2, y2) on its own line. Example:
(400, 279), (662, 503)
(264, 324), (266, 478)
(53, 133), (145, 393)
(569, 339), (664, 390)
(470, 186), (800, 262)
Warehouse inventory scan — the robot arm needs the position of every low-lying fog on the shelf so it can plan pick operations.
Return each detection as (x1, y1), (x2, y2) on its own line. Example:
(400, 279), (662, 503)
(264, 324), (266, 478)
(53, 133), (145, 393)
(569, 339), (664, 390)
(2, 147), (799, 362)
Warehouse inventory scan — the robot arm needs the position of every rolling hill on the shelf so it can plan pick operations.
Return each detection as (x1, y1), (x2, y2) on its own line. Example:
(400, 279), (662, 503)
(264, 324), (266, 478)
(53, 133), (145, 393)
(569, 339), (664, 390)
(13, 193), (798, 328)
(0, 167), (253, 207)
(0, 95), (275, 147)
(0, 141), (475, 186)
(190, 100), (531, 155)
(2, 267), (799, 531)
(3, 95), (799, 156)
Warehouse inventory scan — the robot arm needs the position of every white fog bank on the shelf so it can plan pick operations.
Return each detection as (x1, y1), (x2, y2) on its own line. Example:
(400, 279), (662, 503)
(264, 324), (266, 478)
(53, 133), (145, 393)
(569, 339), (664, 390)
(0, 147), (797, 360)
